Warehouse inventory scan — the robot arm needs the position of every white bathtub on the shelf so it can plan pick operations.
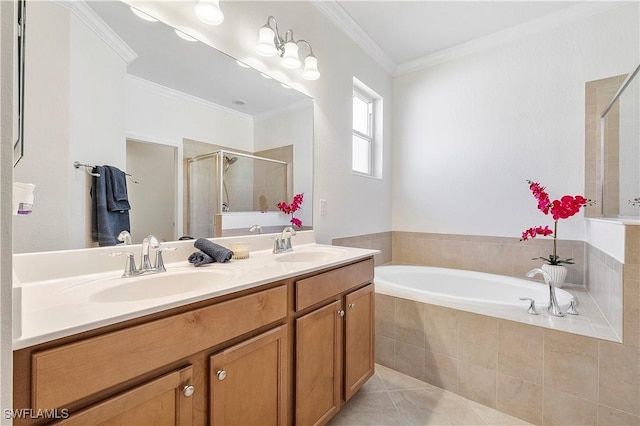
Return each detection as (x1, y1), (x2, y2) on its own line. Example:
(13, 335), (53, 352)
(375, 265), (573, 310)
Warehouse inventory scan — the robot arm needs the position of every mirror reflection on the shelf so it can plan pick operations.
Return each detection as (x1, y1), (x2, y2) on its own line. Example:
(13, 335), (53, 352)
(601, 64), (640, 219)
(13, 0), (313, 253)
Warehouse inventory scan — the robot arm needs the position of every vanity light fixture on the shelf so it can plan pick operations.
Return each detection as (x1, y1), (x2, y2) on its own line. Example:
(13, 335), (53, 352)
(130, 7), (157, 22)
(256, 16), (320, 80)
(194, 0), (224, 25)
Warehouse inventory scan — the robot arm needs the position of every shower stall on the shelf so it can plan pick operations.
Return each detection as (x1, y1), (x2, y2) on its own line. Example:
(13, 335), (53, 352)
(186, 149), (291, 237)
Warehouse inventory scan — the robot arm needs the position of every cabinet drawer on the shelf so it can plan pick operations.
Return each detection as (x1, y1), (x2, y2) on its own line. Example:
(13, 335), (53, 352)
(33, 285), (287, 410)
(295, 259), (373, 311)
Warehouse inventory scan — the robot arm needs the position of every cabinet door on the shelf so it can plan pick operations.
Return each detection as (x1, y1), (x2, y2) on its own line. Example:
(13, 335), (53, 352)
(56, 366), (193, 426)
(210, 325), (288, 426)
(295, 300), (342, 426)
(344, 284), (375, 401)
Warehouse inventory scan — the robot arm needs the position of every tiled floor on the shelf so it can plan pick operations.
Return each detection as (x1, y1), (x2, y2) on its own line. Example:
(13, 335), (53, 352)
(328, 365), (533, 426)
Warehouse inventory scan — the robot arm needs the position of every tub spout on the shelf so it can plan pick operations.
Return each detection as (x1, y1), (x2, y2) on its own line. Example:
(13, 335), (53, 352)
(526, 268), (564, 317)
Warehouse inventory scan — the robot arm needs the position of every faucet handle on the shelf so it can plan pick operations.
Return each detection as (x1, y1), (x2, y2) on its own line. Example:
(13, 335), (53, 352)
(249, 224), (262, 234)
(109, 251), (138, 277)
(566, 298), (579, 315)
(154, 247), (177, 272)
(117, 230), (132, 245)
(519, 297), (539, 315)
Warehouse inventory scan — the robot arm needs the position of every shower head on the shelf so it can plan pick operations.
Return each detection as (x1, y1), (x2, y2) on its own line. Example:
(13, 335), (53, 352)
(223, 156), (238, 174)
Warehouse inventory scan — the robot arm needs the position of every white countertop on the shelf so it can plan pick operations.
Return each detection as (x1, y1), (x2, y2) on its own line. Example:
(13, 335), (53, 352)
(13, 233), (378, 350)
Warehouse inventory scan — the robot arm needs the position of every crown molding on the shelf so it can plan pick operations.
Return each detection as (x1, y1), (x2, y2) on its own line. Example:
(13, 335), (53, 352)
(310, 1), (629, 78)
(395, 2), (629, 76)
(125, 74), (253, 121)
(53, 0), (137, 64)
(310, 0), (397, 76)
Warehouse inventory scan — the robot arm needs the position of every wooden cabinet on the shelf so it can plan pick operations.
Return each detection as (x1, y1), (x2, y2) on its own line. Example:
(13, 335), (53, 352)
(295, 300), (342, 425)
(14, 257), (375, 426)
(56, 366), (194, 426)
(344, 284), (375, 401)
(294, 259), (375, 426)
(210, 325), (288, 426)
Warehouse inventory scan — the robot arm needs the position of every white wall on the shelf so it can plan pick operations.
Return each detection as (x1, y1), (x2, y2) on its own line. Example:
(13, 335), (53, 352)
(134, 0), (394, 244)
(392, 3), (639, 240)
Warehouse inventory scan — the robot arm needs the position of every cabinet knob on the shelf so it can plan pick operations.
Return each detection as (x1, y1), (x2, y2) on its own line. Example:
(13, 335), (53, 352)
(348, 303), (355, 309)
(337, 310), (345, 317)
(216, 370), (227, 381)
(183, 385), (195, 397)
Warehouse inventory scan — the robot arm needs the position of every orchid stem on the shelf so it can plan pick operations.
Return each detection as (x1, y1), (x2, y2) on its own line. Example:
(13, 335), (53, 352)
(553, 220), (558, 263)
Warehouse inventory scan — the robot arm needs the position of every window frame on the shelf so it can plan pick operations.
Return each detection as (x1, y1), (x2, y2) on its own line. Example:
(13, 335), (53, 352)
(352, 88), (374, 176)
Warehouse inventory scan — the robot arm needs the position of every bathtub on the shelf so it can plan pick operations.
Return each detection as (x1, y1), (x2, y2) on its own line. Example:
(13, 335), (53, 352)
(374, 265), (574, 311)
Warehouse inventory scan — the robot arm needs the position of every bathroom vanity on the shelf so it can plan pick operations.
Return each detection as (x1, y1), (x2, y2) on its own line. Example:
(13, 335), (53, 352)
(12, 234), (375, 425)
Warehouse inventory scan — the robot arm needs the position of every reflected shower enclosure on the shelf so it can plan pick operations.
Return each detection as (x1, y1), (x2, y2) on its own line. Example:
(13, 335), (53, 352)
(186, 150), (290, 237)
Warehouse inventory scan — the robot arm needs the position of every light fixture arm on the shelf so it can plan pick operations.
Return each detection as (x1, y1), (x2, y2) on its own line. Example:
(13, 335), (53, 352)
(296, 39), (314, 57)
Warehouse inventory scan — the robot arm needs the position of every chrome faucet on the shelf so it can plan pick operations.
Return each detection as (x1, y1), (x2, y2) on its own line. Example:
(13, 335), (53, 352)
(141, 235), (161, 272)
(249, 224), (262, 234)
(526, 268), (564, 317)
(273, 226), (296, 254)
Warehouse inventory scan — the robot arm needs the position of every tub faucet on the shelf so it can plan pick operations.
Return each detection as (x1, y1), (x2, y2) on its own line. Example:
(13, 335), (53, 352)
(526, 268), (564, 317)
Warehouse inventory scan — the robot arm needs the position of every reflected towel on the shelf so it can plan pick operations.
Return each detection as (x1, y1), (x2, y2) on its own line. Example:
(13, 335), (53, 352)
(194, 238), (233, 263)
(104, 166), (130, 212)
(91, 166), (130, 246)
(188, 251), (214, 267)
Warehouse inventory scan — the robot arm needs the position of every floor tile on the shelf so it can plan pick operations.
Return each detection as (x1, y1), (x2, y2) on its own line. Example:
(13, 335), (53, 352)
(328, 365), (533, 426)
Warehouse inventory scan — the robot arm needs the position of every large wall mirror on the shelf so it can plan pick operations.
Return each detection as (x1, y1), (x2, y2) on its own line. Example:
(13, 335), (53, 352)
(13, 0), (313, 253)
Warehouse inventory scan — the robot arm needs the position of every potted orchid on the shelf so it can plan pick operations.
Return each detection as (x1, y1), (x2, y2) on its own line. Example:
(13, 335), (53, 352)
(520, 180), (592, 287)
(277, 193), (304, 228)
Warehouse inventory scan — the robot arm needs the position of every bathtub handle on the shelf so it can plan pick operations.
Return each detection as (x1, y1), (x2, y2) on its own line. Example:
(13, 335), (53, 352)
(519, 298), (539, 315)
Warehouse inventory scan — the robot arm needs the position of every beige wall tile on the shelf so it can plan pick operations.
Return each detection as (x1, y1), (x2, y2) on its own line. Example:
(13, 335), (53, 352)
(598, 404), (640, 425)
(459, 312), (497, 369)
(375, 294), (395, 338)
(542, 387), (597, 426)
(462, 241), (489, 272)
(598, 342), (640, 415)
(395, 299), (425, 348)
(623, 278), (640, 348)
(498, 320), (543, 384)
(496, 374), (542, 425)
(544, 330), (598, 402)
(424, 304), (458, 358)
(441, 239), (464, 269)
(424, 350), (458, 393)
(487, 243), (514, 276)
(375, 334), (394, 369)
(627, 227), (640, 263)
(394, 341), (425, 381)
(458, 361), (496, 408)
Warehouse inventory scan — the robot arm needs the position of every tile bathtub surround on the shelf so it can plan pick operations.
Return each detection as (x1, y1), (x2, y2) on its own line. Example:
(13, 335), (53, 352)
(391, 231), (586, 285)
(587, 243), (624, 339)
(376, 293), (640, 425)
(332, 231), (392, 266)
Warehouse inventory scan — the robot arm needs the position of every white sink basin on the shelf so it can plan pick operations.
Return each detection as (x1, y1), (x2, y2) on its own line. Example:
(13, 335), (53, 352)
(274, 247), (347, 263)
(89, 269), (236, 303)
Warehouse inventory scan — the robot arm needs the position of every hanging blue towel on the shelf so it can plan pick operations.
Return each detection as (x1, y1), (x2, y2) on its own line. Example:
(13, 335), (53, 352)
(91, 166), (130, 246)
(104, 166), (130, 212)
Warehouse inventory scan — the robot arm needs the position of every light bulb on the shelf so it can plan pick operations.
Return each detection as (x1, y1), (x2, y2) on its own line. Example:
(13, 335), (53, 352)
(302, 55), (320, 80)
(281, 42), (301, 69)
(256, 26), (277, 57)
(194, 0), (224, 25)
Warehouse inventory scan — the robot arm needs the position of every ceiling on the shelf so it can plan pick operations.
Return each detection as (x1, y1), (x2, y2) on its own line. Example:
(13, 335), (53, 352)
(314, 1), (622, 75)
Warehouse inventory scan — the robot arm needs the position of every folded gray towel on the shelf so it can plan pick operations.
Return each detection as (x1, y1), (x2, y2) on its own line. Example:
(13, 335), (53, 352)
(194, 238), (233, 263)
(188, 251), (214, 267)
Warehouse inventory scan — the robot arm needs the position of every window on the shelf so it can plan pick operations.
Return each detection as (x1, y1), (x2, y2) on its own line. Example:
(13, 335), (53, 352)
(352, 78), (382, 178)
